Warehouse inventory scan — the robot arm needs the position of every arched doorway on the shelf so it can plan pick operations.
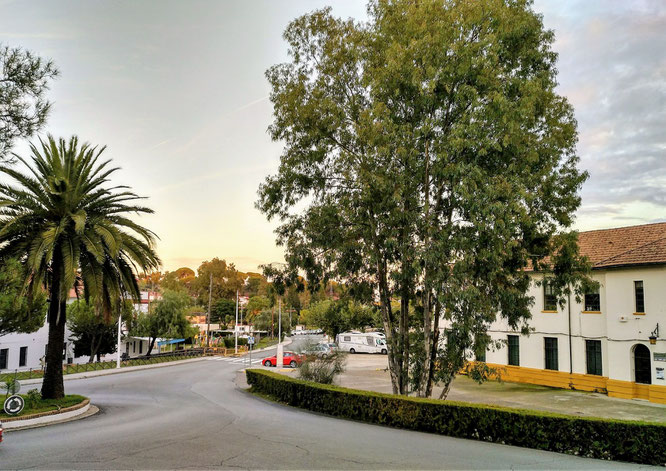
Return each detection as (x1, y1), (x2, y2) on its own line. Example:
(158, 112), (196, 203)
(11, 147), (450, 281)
(634, 344), (652, 384)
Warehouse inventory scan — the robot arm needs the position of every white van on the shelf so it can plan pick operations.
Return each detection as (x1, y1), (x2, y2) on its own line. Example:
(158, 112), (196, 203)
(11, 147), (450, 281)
(336, 332), (387, 354)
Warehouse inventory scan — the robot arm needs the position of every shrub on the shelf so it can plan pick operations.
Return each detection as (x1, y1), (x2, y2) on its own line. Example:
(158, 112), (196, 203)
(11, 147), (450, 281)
(299, 351), (346, 384)
(246, 369), (666, 465)
(25, 388), (41, 408)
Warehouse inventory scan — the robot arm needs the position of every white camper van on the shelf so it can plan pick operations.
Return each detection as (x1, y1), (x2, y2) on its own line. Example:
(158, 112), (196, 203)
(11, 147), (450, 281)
(336, 331), (387, 354)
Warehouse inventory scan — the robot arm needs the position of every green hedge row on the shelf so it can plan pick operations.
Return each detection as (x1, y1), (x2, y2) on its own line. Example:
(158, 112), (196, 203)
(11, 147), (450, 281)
(246, 369), (666, 465)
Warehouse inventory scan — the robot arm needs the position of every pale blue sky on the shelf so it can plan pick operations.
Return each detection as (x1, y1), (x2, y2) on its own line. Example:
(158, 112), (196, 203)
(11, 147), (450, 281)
(1, 1), (664, 272)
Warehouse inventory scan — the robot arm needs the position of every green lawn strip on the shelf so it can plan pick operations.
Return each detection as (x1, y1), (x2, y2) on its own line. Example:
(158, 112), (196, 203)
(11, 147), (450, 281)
(254, 338), (279, 350)
(0, 394), (87, 418)
(0, 354), (205, 383)
(246, 369), (666, 466)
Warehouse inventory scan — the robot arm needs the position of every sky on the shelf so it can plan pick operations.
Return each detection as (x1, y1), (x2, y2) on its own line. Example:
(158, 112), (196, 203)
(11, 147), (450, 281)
(0, 0), (664, 273)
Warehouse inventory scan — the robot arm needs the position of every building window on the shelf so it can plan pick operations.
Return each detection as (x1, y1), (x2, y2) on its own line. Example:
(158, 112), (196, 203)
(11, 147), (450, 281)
(19, 346), (28, 367)
(584, 289), (601, 312)
(585, 340), (602, 376)
(634, 281), (645, 313)
(508, 335), (520, 366)
(543, 280), (557, 311)
(544, 337), (558, 370)
(139, 341), (143, 354)
(0, 348), (8, 369)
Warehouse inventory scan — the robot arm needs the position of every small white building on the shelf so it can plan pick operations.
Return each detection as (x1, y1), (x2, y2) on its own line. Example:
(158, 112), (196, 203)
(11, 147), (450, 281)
(0, 290), (158, 372)
(468, 222), (666, 404)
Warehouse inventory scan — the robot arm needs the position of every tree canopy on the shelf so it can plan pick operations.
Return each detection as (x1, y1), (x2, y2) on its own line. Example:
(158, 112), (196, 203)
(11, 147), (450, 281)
(0, 44), (59, 161)
(131, 290), (196, 356)
(67, 299), (132, 363)
(0, 257), (47, 337)
(0, 135), (160, 398)
(258, 0), (591, 396)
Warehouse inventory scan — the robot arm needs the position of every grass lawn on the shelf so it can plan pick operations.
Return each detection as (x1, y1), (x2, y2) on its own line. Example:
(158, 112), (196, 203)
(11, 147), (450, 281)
(254, 337), (279, 350)
(1, 394), (87, 418)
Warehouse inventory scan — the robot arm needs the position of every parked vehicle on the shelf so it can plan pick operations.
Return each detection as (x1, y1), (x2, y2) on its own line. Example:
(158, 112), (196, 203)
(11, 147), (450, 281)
(0, 419), (3, 443)
(303, 343), (332, 356)
(262, 351), (303, 368)
(336, 332), (387, 354)
(323, 342), (338, 351)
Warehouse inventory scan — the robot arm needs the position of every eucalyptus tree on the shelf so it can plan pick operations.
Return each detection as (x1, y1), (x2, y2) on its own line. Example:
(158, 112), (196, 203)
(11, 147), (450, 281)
(258, 0), (591, 397)
(0, 44), (59, 161)
(0, 135), (160, 398)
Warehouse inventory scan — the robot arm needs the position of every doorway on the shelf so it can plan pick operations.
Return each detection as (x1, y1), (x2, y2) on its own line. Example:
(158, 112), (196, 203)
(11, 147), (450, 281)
(634, 344), (652, 384)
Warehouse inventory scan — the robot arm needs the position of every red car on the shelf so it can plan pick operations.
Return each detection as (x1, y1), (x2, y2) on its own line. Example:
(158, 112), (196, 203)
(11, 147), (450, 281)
(0, 419), (3, 443)
(263, 352), (303, 368)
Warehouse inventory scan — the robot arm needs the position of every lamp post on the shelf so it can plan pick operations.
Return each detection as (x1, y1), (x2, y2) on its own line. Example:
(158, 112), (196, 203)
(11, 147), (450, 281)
(235, 289), (239, 354)
(277, 298), (283, 368)
(116, 312), (123, 369)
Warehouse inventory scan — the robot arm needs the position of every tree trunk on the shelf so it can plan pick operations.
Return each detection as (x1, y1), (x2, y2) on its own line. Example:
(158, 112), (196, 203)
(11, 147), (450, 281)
(146, 337), (156, 356)
(377, 255), (400, 394)
(424, 300), (441, 398)
(42, 264), (66, 399)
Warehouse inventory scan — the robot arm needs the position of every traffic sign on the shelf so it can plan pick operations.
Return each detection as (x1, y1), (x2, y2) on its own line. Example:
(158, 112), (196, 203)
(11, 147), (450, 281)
(248, 336), (255, 345)
(4, 394), (25, 415)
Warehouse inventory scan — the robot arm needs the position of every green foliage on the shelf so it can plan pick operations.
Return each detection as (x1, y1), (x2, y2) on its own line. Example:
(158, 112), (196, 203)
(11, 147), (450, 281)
(130, 290), (196, 355)
(0, 44), (59, 160)
(0, 257), (47, 337)
(212, 298), (236, 323)
(0, 135), (160, 399)
(252, 310), (273, 333)
(298, 349), (347, 385)
(194, 258), (243, 305)
(247, 369), (666, 465)
(301, 300), (376, 338)
(24, 388), (42, 409)
(67, 299), (125, 362)
(161, 267), (195, 294)
(257, 0), (592, 396)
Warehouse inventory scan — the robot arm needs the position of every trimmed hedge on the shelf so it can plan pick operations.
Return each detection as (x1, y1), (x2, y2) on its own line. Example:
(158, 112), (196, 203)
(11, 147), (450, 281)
(246, 369), (666, 465)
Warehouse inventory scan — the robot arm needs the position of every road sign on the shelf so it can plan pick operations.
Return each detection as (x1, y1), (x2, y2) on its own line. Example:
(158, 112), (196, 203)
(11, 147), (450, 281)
(4, 394), (25, 415)
(248, 336), (255, 345)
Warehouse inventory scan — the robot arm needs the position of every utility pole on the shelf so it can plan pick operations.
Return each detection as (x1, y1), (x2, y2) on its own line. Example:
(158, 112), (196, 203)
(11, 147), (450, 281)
(116, 312), (122, 369)
(277, 298), (283, 368)
(206, 272), (212, 348)
(235, 289), (239, 354)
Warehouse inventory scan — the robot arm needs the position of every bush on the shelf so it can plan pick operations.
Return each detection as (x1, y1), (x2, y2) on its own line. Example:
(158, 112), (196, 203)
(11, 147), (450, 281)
(25, 388), (41, 408)
(246, 369), (666, 465)
(223, 337), (248, 348)
(298, 351), (346, 384)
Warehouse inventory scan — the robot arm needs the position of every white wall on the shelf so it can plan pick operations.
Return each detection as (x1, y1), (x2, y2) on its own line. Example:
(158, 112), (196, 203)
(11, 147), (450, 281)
(461, 266), (666, 386)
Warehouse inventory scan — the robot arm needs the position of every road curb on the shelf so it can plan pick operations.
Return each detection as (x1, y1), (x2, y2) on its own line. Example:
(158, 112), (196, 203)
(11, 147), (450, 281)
(3, 399), (95, 431)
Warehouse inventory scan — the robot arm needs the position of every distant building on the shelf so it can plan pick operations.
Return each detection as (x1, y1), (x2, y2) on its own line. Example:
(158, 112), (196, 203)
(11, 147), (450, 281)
(459, 223), (666, 404)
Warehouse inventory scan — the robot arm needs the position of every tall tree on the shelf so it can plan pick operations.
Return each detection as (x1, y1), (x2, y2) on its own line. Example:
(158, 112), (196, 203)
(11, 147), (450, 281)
(0, 44), (59, 161)
(0, 257), (47, 337)
(258, 0), (590, 397)
(131, 290), (195, 356)
(194, 258), (243, 304)
(67, 299), (132, 363)
(0, 135), (160, 398)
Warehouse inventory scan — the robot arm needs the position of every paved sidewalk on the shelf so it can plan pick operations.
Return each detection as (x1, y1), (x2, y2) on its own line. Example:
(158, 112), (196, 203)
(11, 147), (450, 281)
(275, 354), (666, 423)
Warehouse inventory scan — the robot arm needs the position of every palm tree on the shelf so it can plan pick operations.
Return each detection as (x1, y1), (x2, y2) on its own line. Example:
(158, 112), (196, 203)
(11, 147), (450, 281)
(0, 135), (160, 398)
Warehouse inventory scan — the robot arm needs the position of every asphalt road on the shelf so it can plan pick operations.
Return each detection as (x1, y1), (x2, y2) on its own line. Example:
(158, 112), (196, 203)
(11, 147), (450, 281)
(0, 338), (654, 470)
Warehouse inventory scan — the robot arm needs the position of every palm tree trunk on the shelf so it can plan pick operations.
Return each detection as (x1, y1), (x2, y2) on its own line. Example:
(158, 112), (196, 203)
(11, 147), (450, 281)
(42, 282), (66, 399)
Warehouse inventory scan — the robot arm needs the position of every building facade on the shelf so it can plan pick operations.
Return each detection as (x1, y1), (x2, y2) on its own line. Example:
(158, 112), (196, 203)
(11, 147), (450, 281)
(480, 223), (666, 404)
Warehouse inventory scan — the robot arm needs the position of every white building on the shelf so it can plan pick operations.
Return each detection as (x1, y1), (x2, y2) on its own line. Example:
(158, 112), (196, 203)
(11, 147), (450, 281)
(476, 222), (666, 404)
(0, 290), (158, 372)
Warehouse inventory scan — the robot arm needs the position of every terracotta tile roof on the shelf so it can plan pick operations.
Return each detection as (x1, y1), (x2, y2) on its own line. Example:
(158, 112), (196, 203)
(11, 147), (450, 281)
(577, 222), (666, 269)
